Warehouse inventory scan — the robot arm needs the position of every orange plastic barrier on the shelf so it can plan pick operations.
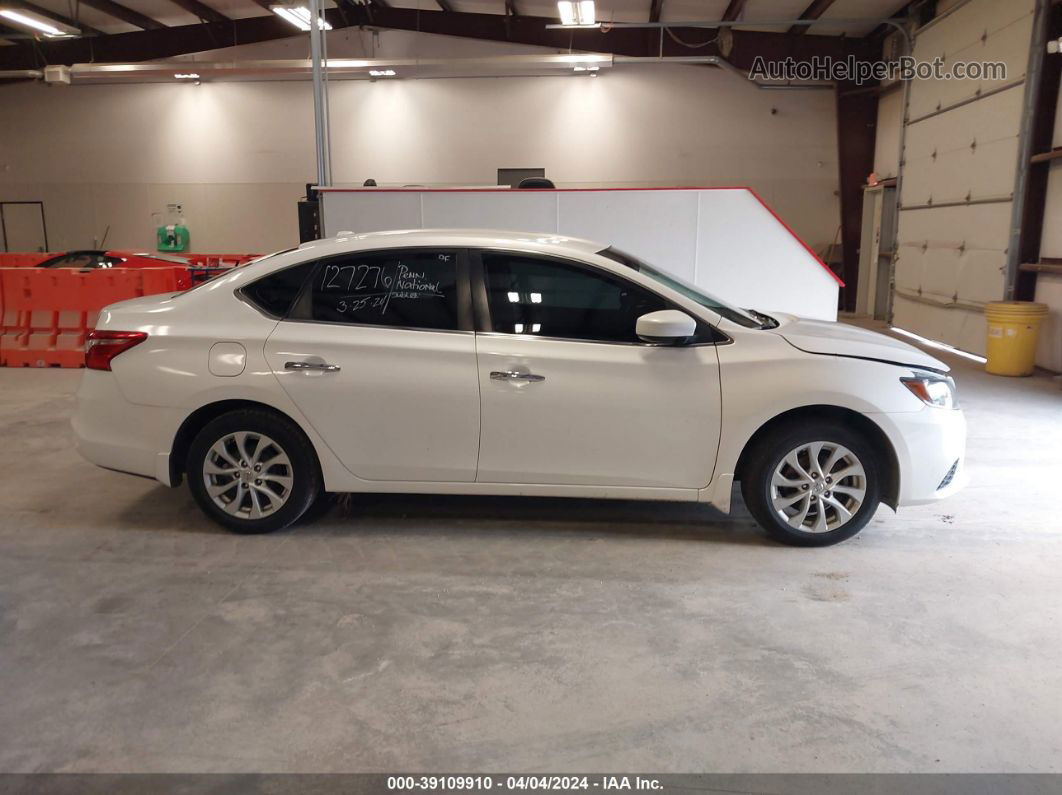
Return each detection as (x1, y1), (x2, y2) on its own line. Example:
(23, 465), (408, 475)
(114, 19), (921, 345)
(0, 266), (190, 368)
(185, 253), (260, 268)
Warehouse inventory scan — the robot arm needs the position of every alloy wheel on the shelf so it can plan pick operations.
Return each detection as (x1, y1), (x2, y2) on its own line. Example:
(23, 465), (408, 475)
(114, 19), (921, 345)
(769, 441), (867, 533)
(203, 431), (293, 520)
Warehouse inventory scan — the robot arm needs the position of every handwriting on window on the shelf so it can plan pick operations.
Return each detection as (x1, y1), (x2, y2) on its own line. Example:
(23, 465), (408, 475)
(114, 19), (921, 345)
(320, 255), (450, 316)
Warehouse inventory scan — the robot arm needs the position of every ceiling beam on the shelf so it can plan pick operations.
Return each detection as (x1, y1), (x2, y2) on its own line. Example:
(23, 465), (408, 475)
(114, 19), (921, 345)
(788, 0), (838, 35)
(344, 6), (872, 68)
(648, 0), (663, 23)
(165, 0), (230, 24)
(78, 0), (167, 30)
(0, 6), (874, 71)
(0, 14), (289, 67)
(721, 0), (747, 22)
(2, 0), (105, 35)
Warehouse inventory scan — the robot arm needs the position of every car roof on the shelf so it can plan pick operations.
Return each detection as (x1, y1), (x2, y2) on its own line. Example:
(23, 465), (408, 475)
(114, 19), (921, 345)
(295, 228), (608, 259)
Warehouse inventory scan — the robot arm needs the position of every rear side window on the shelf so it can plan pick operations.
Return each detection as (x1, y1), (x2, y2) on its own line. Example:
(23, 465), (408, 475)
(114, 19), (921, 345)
(308, 249), (461, 331)
(242, 262), (315, 317)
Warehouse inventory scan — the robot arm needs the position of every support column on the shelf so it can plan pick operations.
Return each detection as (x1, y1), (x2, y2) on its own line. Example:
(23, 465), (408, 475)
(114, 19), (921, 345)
(835, 83), (878, 312)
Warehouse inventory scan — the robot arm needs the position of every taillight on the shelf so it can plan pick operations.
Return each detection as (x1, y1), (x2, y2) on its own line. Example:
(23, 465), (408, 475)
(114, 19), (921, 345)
(85, 330), (148, 371)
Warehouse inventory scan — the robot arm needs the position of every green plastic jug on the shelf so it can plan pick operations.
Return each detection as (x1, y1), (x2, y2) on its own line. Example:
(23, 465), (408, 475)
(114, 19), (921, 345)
(157, 223), (190, 252)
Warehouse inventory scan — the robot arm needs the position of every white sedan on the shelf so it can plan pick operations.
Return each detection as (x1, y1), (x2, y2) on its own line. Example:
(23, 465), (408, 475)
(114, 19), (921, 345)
(73, 230), (966, 546)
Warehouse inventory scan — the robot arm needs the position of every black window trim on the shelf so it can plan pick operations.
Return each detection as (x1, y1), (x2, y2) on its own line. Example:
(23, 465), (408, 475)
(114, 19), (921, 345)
(239, 247), (474, 333)
(469, 248), (730, 347)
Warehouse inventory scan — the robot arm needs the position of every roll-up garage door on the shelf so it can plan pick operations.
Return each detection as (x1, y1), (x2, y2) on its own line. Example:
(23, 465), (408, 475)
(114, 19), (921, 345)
(892, 0), (1036, 355)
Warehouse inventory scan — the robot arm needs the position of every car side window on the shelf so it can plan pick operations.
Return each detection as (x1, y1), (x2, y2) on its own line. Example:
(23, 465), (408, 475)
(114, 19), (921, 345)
(58, 254), (97, 269)
(309, 249), (461, 331)
(482, 253), (668, 343)
(242, 262), (316, 318)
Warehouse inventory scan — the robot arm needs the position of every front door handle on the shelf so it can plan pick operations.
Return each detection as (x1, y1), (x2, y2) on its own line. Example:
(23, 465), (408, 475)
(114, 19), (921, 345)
(490, 370), (545, 382)
(285, 361), (341, 372)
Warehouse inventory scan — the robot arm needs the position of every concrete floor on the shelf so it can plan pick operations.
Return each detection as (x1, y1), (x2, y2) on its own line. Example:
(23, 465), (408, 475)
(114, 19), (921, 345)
(1, 335), (1060, 774)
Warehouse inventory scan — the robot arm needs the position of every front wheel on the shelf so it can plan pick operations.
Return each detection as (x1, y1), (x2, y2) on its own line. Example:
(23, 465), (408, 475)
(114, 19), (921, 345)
(741, 421), (883, 547)
(187, 409), (321, 534)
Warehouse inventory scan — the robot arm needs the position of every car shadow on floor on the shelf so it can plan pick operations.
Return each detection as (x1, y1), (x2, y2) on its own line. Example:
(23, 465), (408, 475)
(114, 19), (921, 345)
(115, 485), (770, 546)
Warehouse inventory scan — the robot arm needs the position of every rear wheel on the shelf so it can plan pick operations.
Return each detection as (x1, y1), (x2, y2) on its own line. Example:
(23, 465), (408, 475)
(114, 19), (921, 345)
(741, 420), (882, 547)
(187, 409), (321, 534)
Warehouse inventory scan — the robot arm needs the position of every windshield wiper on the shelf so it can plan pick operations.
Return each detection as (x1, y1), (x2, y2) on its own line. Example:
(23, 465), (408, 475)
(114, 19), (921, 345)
(745, 309), (779, 329)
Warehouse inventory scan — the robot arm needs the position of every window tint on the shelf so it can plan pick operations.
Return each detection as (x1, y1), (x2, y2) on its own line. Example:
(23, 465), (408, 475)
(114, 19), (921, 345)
(483, 254), (667, 343)
(243, 262), (315, 317)
(310, 250), (460, 330)
(41, 253), (99, 269)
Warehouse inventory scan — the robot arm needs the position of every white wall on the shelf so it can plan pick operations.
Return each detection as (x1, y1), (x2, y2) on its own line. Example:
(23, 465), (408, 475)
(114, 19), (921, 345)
(321, 187), (841, 320)
(0, 31), (840, 255)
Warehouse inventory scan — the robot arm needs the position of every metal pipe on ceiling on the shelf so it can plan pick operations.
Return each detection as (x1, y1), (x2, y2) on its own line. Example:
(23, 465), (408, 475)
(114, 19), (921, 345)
(702, 54), (832, 90)
(545, 17), (913, 50)
(2, 53), (825, 89)
(309, 0), (331, 188)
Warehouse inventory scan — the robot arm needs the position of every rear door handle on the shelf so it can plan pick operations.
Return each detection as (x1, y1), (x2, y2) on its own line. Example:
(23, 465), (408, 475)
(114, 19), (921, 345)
(490, 370), (545, 382)
(285, 361), (341, 372)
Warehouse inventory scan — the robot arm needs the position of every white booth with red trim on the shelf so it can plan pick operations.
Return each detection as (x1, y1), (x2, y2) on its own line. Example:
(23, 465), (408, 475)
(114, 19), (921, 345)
(318, 187), (842, 321)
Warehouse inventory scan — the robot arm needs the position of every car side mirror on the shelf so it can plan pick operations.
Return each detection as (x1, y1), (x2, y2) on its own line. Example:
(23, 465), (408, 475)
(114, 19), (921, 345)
(636, 310), (697, 344)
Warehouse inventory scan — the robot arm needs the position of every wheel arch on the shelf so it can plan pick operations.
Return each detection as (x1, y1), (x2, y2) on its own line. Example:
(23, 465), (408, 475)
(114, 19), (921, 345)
(169, 399), (316, 487)
(734, 404), (900, 510)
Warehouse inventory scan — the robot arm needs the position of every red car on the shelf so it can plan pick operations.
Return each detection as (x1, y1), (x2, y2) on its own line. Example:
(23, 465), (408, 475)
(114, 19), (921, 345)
(35, 250), (190, 270)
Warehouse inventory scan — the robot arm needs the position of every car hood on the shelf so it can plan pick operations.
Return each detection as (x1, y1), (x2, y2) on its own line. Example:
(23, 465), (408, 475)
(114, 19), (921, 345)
(767, 314), (949, 372)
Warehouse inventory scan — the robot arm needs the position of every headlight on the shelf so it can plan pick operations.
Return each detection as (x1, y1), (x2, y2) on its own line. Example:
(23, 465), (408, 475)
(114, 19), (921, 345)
(901, 374), (959, 409)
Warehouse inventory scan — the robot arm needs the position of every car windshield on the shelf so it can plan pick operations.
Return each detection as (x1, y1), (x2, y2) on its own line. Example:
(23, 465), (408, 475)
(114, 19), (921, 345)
(597, 247), (764, 329)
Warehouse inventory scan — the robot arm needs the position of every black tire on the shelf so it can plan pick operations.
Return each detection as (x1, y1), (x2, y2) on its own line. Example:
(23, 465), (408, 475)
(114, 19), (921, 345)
(187, 409), (321, 534)
(298, 489), (338, 525)
(740, 419), (883, 547)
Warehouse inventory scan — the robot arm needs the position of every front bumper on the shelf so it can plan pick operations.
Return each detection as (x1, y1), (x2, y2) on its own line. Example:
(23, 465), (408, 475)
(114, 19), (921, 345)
(874, 406), (967, 507)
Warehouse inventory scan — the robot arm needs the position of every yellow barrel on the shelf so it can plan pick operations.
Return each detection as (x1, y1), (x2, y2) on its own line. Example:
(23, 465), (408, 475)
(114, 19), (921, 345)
(984, 301), (1049, 376)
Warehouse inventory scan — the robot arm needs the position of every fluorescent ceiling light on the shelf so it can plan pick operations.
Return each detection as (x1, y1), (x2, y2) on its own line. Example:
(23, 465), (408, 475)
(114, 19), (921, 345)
(270, 5), (331, 32)
(369, 69), (396, 77)
(0, 8), (78, 37)
(174, 73), (200, 79)
(327, 59), (371, 68)
(560, 54), (605, 65)
(557, 0), (594, 25)
(890, 326), (988, 363)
